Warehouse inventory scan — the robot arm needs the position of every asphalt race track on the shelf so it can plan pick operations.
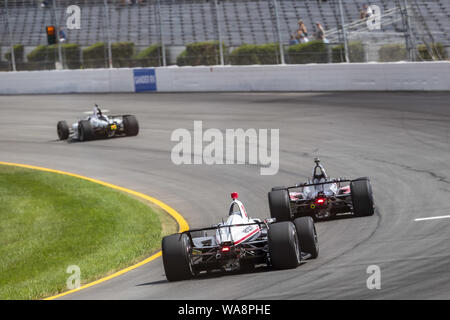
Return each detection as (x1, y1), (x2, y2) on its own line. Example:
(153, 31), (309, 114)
(1, 92), (449, 299)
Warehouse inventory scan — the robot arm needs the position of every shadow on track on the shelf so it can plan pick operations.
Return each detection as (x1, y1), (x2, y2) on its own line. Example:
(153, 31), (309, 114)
(135, 262), (308, 287)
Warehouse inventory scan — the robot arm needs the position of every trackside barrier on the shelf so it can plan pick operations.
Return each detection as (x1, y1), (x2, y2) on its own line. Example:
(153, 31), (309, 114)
(0, 62), (449, 94)
(0, 68), (134, 94)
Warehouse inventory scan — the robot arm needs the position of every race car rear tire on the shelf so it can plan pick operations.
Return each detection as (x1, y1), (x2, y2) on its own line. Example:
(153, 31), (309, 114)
(268, 222), (301, 269)
(351, 179), (374, 217)
(57, 121), (69, 140)
(294, 217), (319, 259)
(268, 189), (291, 222)
(123, 115), (139, 136)
(78, 120), (95, 141)
(162, 233), (194, 281)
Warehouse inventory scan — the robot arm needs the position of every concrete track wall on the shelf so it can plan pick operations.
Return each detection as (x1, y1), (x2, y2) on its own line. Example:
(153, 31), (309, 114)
(0, 62), (449, 94)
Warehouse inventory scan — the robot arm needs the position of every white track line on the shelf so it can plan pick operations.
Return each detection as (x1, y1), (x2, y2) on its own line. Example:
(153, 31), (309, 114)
(414, 215), (450, 222)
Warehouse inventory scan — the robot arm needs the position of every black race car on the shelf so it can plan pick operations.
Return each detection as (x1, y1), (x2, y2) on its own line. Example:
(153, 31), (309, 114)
(57, 104), (139, 141)
(268, 158), (374, 221)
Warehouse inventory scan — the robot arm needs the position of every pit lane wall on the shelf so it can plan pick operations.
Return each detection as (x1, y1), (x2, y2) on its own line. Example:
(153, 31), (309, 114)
(0, 62), (449, 94)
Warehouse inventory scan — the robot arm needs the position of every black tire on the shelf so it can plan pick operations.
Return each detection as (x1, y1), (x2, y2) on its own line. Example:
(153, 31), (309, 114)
(268, 189), (291, 222)
(351, 179), (374, 217)
(294, 217), (319, 259)
(268, 221), (301, 269)
(123, 115), (139, 136)
(78, 120), (95, 141)
(57, 120), (69, 140)
(162, 233), (193, 281)
(271, 186), (286, 191)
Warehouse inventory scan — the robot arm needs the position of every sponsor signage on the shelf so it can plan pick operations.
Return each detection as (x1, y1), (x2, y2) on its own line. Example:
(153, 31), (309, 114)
(133, 68), (157, 92)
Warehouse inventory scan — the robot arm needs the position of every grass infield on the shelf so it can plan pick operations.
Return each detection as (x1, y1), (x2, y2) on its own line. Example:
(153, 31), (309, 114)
(0, 165), (177, 300)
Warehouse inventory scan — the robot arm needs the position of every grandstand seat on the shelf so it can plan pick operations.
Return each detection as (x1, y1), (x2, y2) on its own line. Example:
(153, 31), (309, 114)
(0, 0), (448, 51)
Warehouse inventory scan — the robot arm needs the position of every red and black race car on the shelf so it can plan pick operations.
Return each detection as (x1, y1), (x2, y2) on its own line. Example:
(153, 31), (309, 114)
(268, 158), (375, 221)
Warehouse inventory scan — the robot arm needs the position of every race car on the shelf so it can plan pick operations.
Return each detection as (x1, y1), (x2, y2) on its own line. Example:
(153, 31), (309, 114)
(162, 192), (319, 281)
(56, 104), (139, 141)
(268, 158), (374, 222)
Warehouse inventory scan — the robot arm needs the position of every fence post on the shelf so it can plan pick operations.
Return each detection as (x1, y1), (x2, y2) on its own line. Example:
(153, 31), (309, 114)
(4, 0), (16, 71)
(337, 0), (350, 63)
(52, 0), (64, 69)
(326, 44), (332, 63)
(157, 0), (166, 66)
(214, 0), (225, 65)
(402, 0), (416, 61)
(272, 0), (285, 64)
(103, 0), (113, 68)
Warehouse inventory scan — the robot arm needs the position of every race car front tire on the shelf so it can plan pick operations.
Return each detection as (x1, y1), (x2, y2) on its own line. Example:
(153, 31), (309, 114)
(268, 221), (301, 269)
(268, 189), (291, 222)
(57, 121), (69, 140)
(162, 233), (194, 281)
(294, 217), (319, 259)
(350, 179), (374, 217)
(78, 120), (95, 141)
(123, 115), (139, 136)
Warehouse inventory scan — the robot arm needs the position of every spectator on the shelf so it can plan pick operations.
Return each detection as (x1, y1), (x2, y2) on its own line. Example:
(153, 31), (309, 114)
(59, 27), (67, 43)
(298, 32), (309, 44)
(289, 34), (299, 46)
(360, 4), (373, 19)
(40, 0), (49, 8)
(315, 22), (329, 43)
(297, 20), (308, 38)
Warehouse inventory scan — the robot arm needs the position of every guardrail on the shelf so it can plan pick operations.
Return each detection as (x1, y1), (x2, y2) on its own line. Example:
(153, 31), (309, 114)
(0, 62), (449, 94)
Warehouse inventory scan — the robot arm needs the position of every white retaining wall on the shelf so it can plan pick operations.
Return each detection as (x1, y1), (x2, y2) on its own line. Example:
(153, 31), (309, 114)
(0, 62), (449, 94)
(0, 69), (134, 94)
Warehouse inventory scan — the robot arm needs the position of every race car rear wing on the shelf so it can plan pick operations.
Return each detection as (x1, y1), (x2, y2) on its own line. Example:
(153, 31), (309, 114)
(181, 220), (274, 246)
(285, 179), (352, 190)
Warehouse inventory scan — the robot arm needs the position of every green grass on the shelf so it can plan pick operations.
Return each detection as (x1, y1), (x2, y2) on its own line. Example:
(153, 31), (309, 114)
(0, 165), (177, 300)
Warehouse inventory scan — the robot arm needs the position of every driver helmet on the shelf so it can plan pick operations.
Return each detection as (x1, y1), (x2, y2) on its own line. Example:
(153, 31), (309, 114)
(94, 104), (102, 116)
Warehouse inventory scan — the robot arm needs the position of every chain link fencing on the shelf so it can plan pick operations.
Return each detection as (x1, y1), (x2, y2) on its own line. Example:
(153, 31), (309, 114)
(0, 0), (448, 72)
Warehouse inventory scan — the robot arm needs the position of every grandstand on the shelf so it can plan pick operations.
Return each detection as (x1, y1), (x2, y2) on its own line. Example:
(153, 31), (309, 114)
(1, 0), (449, 63)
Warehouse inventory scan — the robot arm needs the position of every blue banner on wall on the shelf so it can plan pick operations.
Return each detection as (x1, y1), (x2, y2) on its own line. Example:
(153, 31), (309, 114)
(133, 69), (157, 92)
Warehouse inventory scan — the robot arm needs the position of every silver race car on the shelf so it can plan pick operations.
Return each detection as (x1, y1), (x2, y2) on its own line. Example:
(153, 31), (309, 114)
(162, 192), (319, 281)
(268, 158), (375, 222)
(56, 104), (139, 141)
